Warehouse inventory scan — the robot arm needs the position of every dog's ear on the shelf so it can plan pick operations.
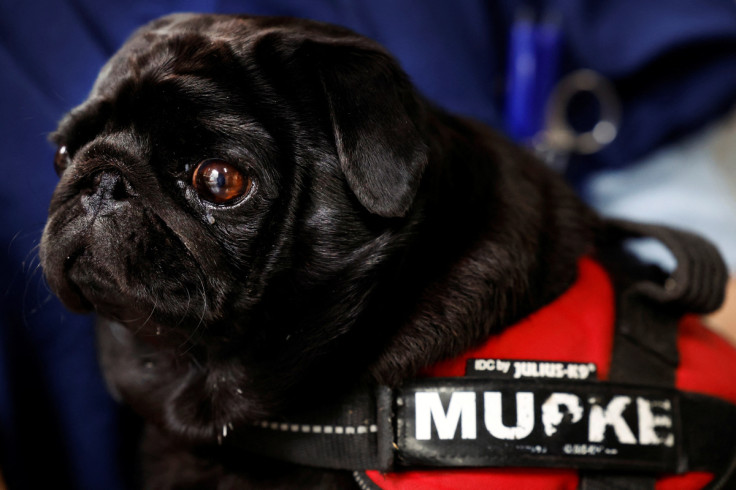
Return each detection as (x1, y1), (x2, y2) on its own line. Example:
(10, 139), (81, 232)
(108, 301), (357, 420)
(316, 44), (429, 218)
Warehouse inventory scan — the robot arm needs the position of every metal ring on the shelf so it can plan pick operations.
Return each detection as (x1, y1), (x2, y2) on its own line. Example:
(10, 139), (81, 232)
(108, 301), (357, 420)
(542, 69), (621, 155)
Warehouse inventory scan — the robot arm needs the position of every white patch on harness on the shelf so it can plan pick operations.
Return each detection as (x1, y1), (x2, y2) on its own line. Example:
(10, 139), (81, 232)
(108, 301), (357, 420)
(413, 390), (674, 447)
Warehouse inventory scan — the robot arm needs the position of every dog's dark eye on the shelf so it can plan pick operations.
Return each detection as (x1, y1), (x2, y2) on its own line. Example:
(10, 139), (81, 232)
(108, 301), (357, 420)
(54, 145), (70, 176)
(192, 159), (252, 205)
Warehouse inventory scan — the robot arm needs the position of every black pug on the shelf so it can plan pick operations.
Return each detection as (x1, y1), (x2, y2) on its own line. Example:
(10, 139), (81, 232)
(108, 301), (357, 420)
(40, 13), (600, 488)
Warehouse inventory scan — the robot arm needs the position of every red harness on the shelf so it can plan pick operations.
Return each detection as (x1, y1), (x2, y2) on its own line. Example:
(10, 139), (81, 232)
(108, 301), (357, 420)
(365, 258), (736, 490)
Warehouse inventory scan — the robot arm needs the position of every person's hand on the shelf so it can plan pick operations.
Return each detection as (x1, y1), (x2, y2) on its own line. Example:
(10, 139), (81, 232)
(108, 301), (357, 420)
(708, 277), (736, 345)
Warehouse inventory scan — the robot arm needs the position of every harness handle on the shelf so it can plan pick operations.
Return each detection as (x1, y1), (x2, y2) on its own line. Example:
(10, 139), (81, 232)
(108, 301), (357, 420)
(601, 219), (728, 314)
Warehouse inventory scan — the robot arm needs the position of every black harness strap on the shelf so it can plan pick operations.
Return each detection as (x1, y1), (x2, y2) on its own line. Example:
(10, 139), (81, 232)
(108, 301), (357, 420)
(231, 386), (394, 471)
(231, 379), (736, 474)
(580, 220), (729, 490)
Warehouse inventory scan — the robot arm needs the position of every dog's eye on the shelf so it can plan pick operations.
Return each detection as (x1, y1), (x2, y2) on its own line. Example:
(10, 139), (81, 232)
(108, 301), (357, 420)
(54, 146), (70, 176)
(192, 159), (252, 205)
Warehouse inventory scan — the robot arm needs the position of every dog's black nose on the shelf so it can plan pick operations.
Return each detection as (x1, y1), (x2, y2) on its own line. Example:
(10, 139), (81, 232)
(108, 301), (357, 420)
(81, 170), (134, 216)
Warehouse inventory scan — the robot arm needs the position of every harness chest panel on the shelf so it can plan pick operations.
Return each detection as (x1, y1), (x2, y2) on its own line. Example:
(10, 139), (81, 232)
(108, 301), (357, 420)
(364, 255), (736, 489)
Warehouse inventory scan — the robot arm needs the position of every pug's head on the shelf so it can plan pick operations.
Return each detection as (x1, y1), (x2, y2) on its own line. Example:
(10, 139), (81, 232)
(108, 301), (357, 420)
(40, 14), (430, 441)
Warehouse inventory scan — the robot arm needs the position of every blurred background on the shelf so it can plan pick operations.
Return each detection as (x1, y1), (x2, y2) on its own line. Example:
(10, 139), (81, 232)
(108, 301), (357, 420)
(1, 1), (735, 488)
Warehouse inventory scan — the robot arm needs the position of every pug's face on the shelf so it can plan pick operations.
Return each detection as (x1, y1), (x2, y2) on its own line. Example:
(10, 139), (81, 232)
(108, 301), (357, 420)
(39, 14), (428, 437)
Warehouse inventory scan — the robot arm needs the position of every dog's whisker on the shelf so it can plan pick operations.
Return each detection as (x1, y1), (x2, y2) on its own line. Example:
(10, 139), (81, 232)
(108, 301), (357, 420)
(176, 284), (193, 328)
(7, 227), (44, 258)
(21, 242), (43, 274)
(140, 300), (158, 329)
(127, 309), (154, 336)
(189, 356), (204, 372)
(20, 245), (52, 324)
(31, 263), (54, 302)
(28, 285), (55, 316)
(6, 230), (24, 255)
(178, 275), (208, 354)
(5, 230), (42, 298)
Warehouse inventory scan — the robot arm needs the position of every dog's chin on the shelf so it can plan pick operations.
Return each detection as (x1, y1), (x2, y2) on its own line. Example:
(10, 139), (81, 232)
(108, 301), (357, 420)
(51, 274), (96, 314)
(41, 216), (225, 334)
(44, 248), (206, 339)
(46, 250), (140, 317)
